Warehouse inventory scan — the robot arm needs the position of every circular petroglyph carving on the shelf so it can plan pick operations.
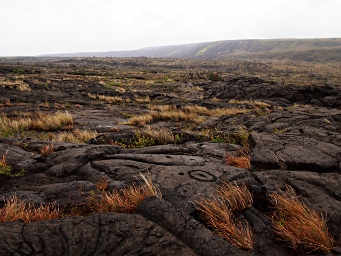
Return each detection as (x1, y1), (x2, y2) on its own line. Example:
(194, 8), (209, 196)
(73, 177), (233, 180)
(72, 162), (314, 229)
(188, 170), (217, 182)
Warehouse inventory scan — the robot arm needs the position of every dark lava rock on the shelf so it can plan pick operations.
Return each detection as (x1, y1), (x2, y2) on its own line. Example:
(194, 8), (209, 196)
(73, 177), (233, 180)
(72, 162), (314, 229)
(0, 213), (196, 256)
(250, 132), (341, 171)
(0, 139), (340, 255)
(204, 78), (341, 108)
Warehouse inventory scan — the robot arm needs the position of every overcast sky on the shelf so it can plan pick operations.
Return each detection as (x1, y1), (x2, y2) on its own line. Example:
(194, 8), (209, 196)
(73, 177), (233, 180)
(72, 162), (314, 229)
(1, 0), (341, 56)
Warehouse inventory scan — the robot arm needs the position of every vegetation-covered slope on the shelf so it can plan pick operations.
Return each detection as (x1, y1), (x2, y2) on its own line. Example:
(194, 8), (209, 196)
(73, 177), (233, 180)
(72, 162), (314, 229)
(45, 38), (341, 62)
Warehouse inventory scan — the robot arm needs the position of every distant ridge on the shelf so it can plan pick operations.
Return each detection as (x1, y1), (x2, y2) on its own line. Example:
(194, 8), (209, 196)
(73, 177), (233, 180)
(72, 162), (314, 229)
(42, 38), (341, 62)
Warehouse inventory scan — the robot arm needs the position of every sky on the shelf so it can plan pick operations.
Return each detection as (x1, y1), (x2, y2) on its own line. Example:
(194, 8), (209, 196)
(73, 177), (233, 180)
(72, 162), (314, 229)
(1, 0), (341, 56)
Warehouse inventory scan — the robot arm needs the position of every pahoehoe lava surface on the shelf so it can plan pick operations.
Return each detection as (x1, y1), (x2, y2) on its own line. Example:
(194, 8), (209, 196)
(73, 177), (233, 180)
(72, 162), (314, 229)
(0, 57), (341, 255)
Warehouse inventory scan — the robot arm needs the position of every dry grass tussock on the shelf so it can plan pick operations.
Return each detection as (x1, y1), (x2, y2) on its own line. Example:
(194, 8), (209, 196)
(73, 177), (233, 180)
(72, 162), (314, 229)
(226, 146), (251, 169)
(0, 152), (24, 177)
(40, 144), (55, 156)
(96, 178), (109, 192)
(0, 111), (73, 135)
(128, 105), (249, 126)
(127, 110), (204, 126)
(228, 99), (271, 108)
(217, 182), (253, 212)
(52, 129), (98, 143)
(149, 105), (175, 112)
(141, 126), (177, 144)
(88, 93), (128, 104)
(88, 173), (161, 213)
(134, 96), (151, 103)
(0, 77), (31, 92)
(270, 186), (334, 253)
(30, 112), (73, 131)
(226, 154), (251, 169)
(0, 196), (61, 223)
(195, 182), (254, 249)
(0, 153), (12, 176)
(183, 105), (250, 117)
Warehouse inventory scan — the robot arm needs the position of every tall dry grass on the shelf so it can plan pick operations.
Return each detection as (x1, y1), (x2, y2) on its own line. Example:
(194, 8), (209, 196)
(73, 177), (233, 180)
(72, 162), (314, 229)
(30, 112), (73, 131)
(0, 196), (61, 223)
(127, 110), (204, 126)
(88, 93), (126, 104)
(40, 144), (55, 156)
(88, 173), (161, 213)
(183, 105), (250, 117)
(228, 99), (271, 108)
(195, 182), (254, 249)
(128, 105), (249, 126)
(217, 182), (253, 212)
(52, 129), (98, 143)
(0, 111), (73, 135)
(141, 126), (177, 144)
(0, 152), (12, 176)
(270, 186), (334, 253)
(226, 154), (251, 169)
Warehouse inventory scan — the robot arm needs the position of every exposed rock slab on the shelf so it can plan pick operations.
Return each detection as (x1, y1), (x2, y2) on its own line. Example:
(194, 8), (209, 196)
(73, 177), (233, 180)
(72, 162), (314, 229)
(250, 132), (341, 171)
(0, 214), (196, 256)
(0, 140), (340, 255)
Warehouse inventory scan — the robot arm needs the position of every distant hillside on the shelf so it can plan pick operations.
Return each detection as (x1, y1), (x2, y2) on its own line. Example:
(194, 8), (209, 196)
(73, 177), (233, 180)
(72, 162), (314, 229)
(43, 38), (341, 62)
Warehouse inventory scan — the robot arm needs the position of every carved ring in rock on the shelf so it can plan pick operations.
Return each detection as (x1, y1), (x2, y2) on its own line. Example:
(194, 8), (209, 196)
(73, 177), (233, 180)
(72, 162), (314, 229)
(188, 170), (217, 182)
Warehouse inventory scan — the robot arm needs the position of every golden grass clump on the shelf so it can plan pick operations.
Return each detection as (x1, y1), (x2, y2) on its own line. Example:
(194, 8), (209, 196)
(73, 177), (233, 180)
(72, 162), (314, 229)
(0, 152), (24, 177)
(228, 99), (271, 108)
(30, 112), (73, 131)
(134, 96), (151, 104)
(142, 126), (177, 144)
(270, 186), (334, 253)
(127, 110), (204, 126)
(53, 129), (98, 143)
(217, 182), (253, 212)
(0, 114), (31, 135)
(226, 154), (251, 169)
(0, 196), (61, 223)
(96, 178), (109, 192)
(211, 108), (250, 117)
(40, 144), (55, 156)
(149, 104), (175, 112)
(88, 93), (126, 104)
(195, 182), (254, 249)
(183, 105), (250, 117)
(196, 198), (253, 249)
(0, 78), (31, 92)
(0, 153), (12, 176)
(151, 110), (203, 123)
(88, 174), (161, 213)
(127, 114), (154, 126)
(127, 105), (249, 126)
(183, 105), (212, 115)
(0, 112), (73, 135)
